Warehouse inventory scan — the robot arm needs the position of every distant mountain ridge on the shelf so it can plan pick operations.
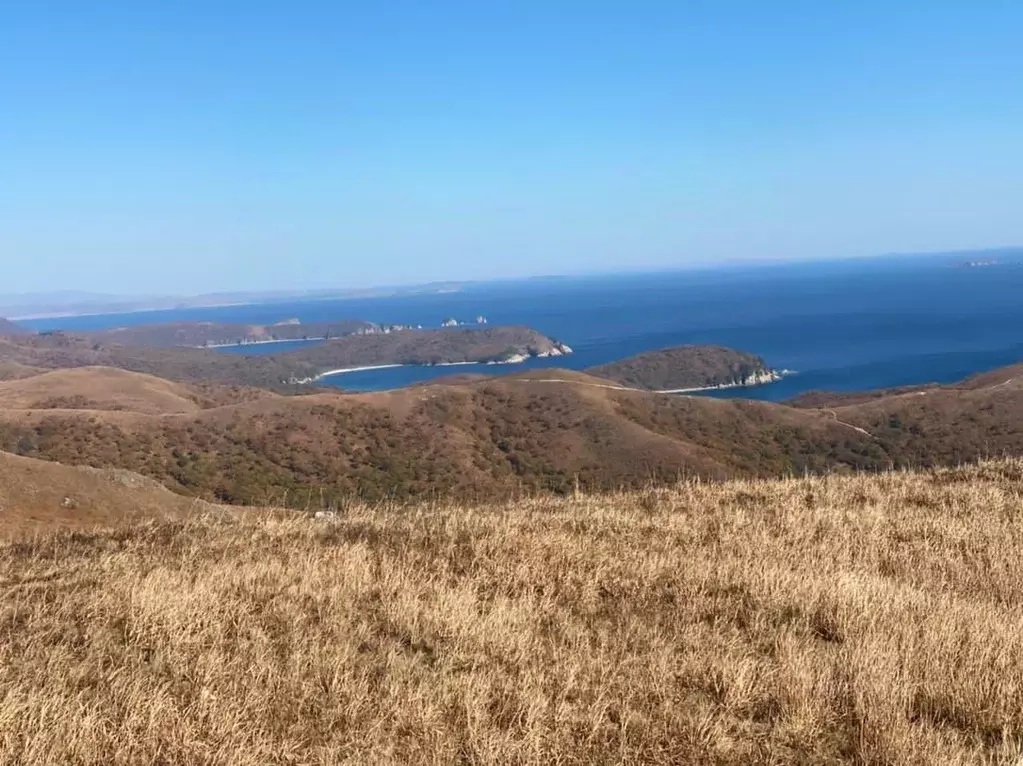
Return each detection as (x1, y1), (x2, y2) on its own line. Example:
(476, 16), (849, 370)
(7, 247), (1023, 319)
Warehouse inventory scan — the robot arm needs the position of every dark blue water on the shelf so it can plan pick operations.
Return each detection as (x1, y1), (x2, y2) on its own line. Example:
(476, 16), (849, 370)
(23, 258), (1023, 401)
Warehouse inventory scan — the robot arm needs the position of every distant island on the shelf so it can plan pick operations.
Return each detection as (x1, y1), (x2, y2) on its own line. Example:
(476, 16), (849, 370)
(293, 327), (572, 380)
(587, 345), (786, 392)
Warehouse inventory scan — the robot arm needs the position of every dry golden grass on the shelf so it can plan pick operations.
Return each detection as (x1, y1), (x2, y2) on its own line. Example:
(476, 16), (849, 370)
(0, 366), (202, 415)
(1, 461), (1023, 764)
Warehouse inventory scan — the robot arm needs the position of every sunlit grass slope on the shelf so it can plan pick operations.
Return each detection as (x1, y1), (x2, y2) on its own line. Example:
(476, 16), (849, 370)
(1, 462), (1022, 764)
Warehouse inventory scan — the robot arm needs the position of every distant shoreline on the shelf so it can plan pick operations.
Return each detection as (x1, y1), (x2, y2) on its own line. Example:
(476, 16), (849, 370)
(311, 359), (515, 383)
(308, 364), (793, 393)
(204, 337), (327, 349)
(656, 370), (794, 394)
(315, 360), (479, 380)
(313, 364), (405, 381)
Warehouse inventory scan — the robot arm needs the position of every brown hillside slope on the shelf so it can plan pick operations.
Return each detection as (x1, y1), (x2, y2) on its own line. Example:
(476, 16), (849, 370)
(0, 450), (210, 534)
(0, 461), (1021, 763)
(1, 364), (1022, 507)
(811, 363), (1023, 467)
(0, 370), (886, 505)
(0, 367), (203, 415)
(0, 334), (318, 388)
(0, 318), (29, 336)
(0, 361), (43, 381)
(787, 364), (1023, 408)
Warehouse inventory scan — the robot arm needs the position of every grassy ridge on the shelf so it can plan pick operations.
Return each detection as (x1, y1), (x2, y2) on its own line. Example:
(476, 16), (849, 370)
(1, 461), (1021, 763)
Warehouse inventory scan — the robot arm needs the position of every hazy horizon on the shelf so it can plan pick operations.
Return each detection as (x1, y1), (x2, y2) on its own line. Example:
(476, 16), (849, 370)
(3, 2), (1022, 294)
(16, 239), (1021, 302)
(2, 245), (1020, 313)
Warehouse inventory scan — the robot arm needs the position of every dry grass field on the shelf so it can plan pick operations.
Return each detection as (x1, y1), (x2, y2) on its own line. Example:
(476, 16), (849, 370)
(0, 451), (213, 535)
(1, 461), (1022, 764)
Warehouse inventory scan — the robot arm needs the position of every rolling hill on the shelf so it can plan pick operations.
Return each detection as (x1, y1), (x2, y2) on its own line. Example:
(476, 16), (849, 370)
(0, 449), (217, 534)
(0, 362), (1020, 507)
(0, 318), (29, 336)
(0, 367), (879, 505)
(0, 367), (205, 415)
(801, 363), (1023, 467)
(0, 361), (44, 381)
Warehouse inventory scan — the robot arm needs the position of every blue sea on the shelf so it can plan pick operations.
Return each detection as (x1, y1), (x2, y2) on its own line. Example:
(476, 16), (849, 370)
(23, 256), (1023, 402)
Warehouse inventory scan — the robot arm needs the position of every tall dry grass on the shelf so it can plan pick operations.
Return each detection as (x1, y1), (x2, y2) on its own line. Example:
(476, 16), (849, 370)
(1, 461), (1023, 764)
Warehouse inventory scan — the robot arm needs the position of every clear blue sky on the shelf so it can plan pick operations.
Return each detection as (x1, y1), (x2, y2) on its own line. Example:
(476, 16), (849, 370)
(2, 1), (1021, 295)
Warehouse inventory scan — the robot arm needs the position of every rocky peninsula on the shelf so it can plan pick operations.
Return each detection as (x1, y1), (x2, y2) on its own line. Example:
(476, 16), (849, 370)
(0, 324), (572, 390)
(587, 345), (786, 392)
(298, 327), (573, 380)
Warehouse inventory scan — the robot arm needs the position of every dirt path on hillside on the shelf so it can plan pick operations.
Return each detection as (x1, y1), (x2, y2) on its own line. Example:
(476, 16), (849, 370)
(822, 409), (875, 438)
